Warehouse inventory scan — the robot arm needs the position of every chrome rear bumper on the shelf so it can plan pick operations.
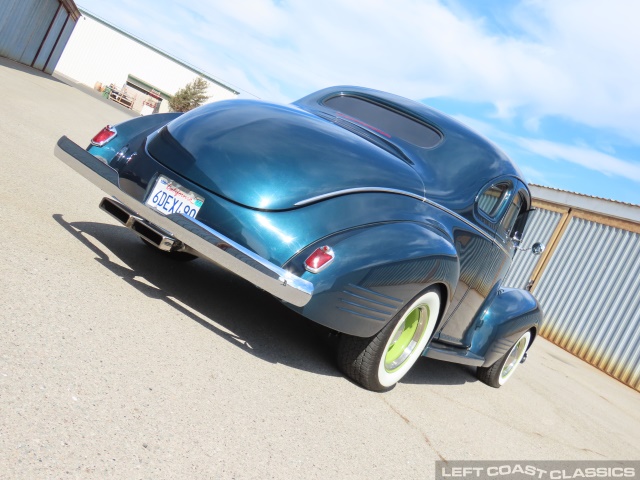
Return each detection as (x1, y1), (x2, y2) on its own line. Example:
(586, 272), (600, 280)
(54, 136), (313, 307)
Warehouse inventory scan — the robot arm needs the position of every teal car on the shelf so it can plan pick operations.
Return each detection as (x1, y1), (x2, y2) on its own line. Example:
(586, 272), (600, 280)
(55, 86), (543, 391)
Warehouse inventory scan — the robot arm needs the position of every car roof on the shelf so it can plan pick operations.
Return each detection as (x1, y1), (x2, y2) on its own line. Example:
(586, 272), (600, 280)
(295, 86), (528, 215)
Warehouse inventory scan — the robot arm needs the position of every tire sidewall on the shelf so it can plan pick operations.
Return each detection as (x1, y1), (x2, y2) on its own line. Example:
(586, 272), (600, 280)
(375, 288), (441, 388)
(497, 330), (531, 386)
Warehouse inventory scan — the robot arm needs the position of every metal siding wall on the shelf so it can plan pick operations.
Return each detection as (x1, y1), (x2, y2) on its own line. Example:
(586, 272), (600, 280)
(534, 217), (640, 391)
(0, 0), (76, 72)
(32, 5), (67, 70)
(503, 208), (563, 289)
(42, 14), (75, 74)
(0, 0), (58, 64)
(0, 1), (25, 57)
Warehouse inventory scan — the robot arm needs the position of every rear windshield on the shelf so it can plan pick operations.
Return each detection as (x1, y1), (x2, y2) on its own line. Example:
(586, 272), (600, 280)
(323, 95), (442, 148)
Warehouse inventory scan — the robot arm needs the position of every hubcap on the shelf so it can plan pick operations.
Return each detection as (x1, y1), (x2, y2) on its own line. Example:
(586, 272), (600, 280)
(501, 334), (528, 380)
(384, 306), (429, 372)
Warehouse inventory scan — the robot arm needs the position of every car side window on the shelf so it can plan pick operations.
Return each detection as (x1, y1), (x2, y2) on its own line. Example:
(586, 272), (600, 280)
(502, 193), (525, 237)
(477, 182), (510, 218)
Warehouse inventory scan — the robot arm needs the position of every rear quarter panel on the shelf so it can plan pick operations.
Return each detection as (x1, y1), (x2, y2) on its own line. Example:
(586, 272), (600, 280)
(286, 221), (460, 337)
(87, 112), (182, 163)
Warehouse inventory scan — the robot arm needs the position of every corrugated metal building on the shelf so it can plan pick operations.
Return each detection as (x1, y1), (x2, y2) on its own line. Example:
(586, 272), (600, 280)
(0, 0), (80, 74)
(505, 185), (640, 391)
(54, 9), (239, 114)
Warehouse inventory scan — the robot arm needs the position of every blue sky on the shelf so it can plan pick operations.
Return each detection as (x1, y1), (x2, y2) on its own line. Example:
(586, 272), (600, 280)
(77, 0), (640, 205)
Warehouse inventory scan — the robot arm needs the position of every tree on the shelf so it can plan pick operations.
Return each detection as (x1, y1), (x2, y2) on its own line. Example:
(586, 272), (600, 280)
(168, 77), (210, 112)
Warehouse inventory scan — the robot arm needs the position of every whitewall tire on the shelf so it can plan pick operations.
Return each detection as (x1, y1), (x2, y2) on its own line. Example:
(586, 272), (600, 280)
(477, 330), (531, 388)
(337, 288), (441, 392)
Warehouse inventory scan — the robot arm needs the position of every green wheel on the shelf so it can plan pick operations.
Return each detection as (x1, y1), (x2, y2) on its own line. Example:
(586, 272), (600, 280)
(337, 288), (440, 392)
(477, 330), (531, 388)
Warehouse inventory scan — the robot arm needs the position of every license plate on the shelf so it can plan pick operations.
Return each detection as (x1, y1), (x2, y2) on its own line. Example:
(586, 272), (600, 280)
(145, 175), (204, 218)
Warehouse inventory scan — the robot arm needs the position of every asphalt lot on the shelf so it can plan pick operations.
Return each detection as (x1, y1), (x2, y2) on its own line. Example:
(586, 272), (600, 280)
(1, 56), (639, 479)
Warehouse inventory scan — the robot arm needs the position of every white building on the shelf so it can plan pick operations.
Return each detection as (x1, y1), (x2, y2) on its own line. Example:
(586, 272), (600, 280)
(55, 9), (238, 114)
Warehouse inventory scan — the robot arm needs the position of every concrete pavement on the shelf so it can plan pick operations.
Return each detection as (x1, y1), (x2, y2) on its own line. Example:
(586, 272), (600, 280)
(1, 57), (639, 479)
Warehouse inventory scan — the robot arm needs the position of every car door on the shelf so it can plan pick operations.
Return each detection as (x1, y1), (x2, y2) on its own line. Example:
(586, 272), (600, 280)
(482, 182), (531, 295)
(436, 178), (520, 347)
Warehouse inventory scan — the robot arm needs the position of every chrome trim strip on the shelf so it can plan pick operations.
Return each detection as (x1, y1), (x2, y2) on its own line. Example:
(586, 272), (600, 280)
(336, 306), (387, 322)
(421, 198), (512, 256)
(294, 187), (426, 206)
(338, 298), (394, 316)
(346, 284), (403, 303)
(341, 290), (398, 310)
(54, 136), (314, 307)
(296, 186), (510, 256)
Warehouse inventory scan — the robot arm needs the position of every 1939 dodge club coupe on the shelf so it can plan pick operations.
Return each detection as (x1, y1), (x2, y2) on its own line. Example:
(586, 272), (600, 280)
(55, 86), (544, 392)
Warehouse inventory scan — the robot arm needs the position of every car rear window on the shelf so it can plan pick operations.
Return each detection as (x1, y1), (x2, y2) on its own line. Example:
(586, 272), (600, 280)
(323, 95), (442, 148)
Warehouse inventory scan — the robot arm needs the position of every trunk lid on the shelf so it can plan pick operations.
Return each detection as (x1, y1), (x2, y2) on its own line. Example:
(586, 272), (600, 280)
(146, 100), (424, 210)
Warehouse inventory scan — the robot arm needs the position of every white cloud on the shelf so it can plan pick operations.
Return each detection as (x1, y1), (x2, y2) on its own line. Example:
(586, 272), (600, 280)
(204, 0), (637, 141)
(79, 0), (640, 142)
(516, 138), (640, 182)
(519, 165), (549, 185)
(509, 0), (640, 140)
(449, 114), (511, 143)
(452, 114), (640, 182)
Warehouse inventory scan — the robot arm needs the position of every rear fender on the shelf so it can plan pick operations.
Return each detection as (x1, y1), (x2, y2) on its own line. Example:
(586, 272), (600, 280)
(287, 222), (460, 337)
(87, 112), (183, 165)
(468, 287), (542, 367)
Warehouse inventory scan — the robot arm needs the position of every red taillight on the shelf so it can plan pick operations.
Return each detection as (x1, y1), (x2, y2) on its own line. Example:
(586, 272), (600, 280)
(90, 125), (117, 146)
(304, 246), (335, 273)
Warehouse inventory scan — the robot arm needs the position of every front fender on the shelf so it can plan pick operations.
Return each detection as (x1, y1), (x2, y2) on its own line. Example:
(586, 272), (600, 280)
(287, 222), (460, 337)
(469, 287), (543, 367)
